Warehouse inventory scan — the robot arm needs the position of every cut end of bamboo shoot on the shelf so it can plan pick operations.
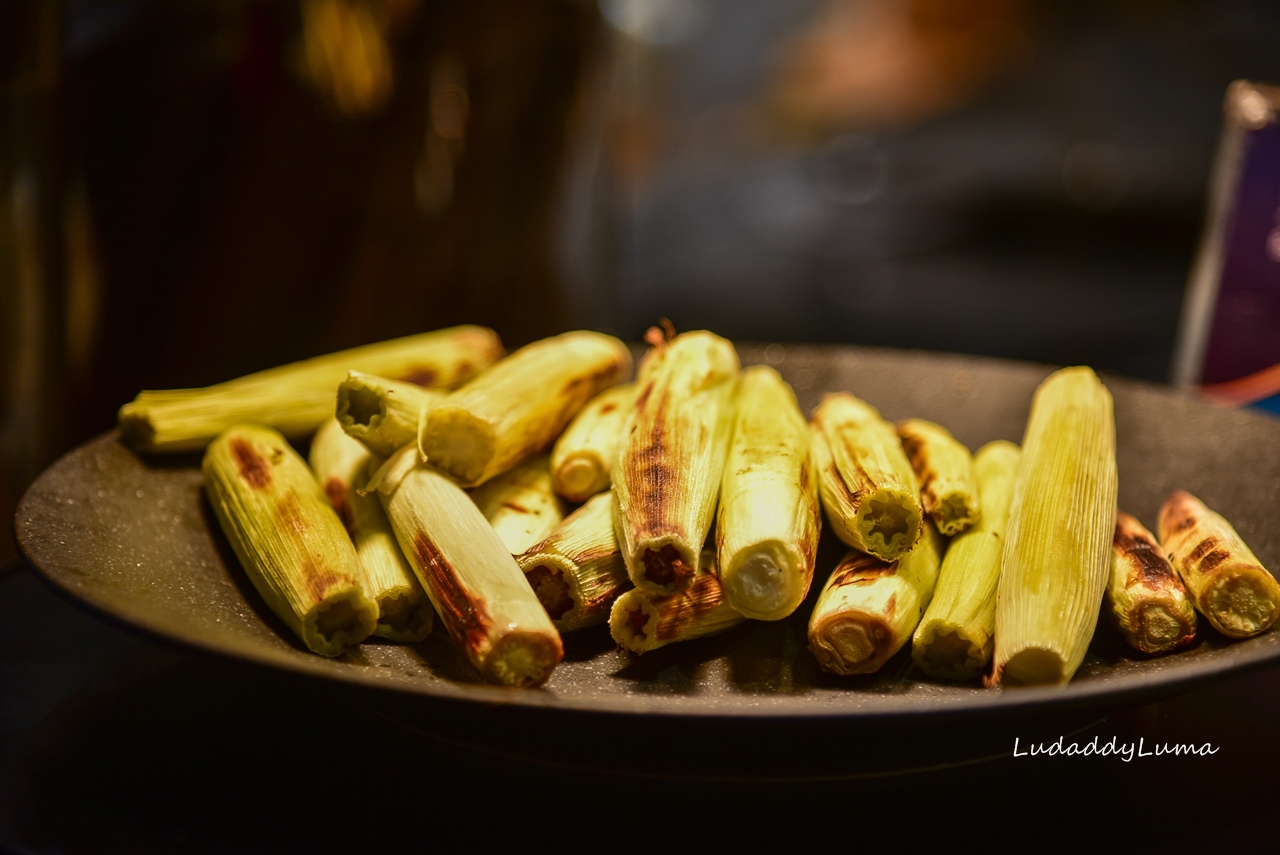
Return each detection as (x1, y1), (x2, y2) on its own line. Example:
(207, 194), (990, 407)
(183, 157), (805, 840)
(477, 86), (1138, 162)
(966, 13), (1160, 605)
(997, 647), (1065, 686)
(853, 488), (924, 559)
(486, 631), (565, 688)
(809, 614), (893, 676)
(912, 622), (988, 681)
(422, 407), (497, 485)
(554, 455), (606, 502)
(306, 590), (380, 656)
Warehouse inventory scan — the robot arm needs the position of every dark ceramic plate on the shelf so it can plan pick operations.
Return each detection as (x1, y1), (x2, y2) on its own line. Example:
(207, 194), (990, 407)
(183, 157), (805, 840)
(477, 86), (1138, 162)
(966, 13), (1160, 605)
(15, 345), (1280, 723)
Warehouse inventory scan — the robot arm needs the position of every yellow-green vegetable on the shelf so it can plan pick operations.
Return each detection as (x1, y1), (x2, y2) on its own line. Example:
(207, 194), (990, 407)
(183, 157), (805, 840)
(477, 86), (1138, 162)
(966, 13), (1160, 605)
(420, 330), (632, 488)
(897, 418), (981, 536)
(309, 418), (434, 642)
(121, 325), (502, 453)
(470, 454), (564, 555)
(715, 365), (820, 621)
(550, 382), (636, 502)
(808, 522), (944, 676)
(911, 440), (1020, 680)
(371, 445), (563, 687)
(1158, 490), (1280, 639)
(517, 491), (629, 631)
(1106, 510), (1197, 654)
(336, 371), (443, 457)
(609, 553), (745, 653)
(203, 424), (377, 656)
(810, 392), (922, 561)
(992, 366), (1118, 686)
(614, 330), (739, 595)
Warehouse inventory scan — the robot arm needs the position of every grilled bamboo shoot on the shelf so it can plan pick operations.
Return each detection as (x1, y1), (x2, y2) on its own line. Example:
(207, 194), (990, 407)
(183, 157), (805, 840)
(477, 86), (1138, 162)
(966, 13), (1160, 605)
(1107, 510), (1197, 654)
(336, 371), (443, 457)
(897, 418), (981, 536)
(419, 331), (631, 488)
(911, 440), (1020, 680)
(808, 522), (944, 676)
(810, 393), (922, 561)
(550, 382), (636, 502)
(716, 365), (820, 620)
(372, 445), (563, 687)
(614, 330), (739, 595)
(309, 418), (434, 642)
(517, 492), (629, 631)
(203, 424), (377, 656)
(122, 325), (501, 453)
(992, 366), (1117, 686)
(609, 554), (745, 653)
(1159, 490), (1280, 639)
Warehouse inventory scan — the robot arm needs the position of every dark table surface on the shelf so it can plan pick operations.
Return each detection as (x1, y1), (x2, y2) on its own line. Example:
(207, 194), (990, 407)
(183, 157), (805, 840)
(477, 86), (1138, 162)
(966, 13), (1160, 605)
(3, 554), (1279, 853)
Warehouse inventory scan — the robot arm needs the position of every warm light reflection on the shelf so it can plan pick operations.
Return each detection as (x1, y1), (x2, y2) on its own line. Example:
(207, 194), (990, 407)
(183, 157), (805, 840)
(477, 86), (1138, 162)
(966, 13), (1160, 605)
(300, 0), (395, 115)
(415, 55), (469, 216)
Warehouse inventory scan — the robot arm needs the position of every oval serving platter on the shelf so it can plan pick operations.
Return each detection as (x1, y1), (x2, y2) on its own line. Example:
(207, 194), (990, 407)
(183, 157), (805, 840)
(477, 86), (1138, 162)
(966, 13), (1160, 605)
(15, 344), (1280, 721)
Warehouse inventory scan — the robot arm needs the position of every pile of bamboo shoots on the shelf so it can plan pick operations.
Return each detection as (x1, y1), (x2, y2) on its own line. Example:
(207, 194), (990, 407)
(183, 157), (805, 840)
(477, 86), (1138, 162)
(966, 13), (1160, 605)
(124, 323), (1280, 690)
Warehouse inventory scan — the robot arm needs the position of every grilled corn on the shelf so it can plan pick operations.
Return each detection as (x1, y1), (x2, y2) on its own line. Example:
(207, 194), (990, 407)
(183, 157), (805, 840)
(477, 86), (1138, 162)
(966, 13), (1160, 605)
(203, 424), (378, 656)
(992, 366), (1117, 686)
(911, 440), (1020, 680)
(897, 418), (980, 536)
(810, 393), (922, 561)
(609, 553), (745, 653)
(517, 491), (629, 631)
(550, 382), (636, 502)
(336, 371), (443, 457)
(1106, 510), (1197, 654)
(716, 365), (820, 620)
(308, 418), (434, 642)
(1158, 490), (1280, 639)
(121, 325), (502, 453)
(808, 522), (944, 676)
(614, 330), (740, 595)
(372, 445), (563, 686)
(470, 454), (564, 555)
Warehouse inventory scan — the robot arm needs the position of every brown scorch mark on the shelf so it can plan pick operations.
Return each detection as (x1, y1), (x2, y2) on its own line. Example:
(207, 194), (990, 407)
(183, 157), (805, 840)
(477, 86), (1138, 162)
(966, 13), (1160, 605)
(1114, 528), (1176, 588)
(1198, 549), (1231, 574)
(633, 381), (654, 412)
(599, 403), (617, 414)
(1188, 537), (1219, 563)
(830, 553), (894, 587)
(298, 554), (353, 602)
(629, 390), (678, 536)
(230, 437), (272, 489)
(502, 502), (530, 514)
(411, 530), (494, 654)
(275, 492), (310, 536)
(400, 367), (437, 387)
(324, 478), (356, 537)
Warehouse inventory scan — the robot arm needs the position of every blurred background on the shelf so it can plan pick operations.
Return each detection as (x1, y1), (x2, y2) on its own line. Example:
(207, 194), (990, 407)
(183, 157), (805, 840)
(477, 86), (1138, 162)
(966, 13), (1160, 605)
(4, 0), (1280, 562)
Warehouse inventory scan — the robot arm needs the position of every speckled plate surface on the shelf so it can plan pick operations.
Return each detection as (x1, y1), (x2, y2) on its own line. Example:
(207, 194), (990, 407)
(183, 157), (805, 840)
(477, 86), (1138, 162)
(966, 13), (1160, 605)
(15, 345), (1280, 721)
